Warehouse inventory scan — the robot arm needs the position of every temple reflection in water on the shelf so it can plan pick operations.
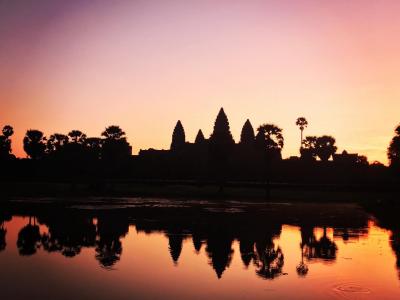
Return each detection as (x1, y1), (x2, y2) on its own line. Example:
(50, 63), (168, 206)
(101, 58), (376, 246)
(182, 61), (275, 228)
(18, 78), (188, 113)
(1, 201), (399, 282)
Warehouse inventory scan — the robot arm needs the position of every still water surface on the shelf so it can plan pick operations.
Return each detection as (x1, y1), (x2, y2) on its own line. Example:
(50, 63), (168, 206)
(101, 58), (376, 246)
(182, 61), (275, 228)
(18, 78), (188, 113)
(0, 200), (399, 299)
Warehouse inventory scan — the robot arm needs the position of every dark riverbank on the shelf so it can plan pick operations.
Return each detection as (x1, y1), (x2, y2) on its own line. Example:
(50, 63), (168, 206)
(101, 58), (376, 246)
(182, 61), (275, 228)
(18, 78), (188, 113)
(1, 179), (399, 203)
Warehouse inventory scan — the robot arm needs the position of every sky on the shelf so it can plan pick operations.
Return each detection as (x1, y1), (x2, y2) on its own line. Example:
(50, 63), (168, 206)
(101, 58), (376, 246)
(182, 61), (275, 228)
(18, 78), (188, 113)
(1, 0), (400, 163)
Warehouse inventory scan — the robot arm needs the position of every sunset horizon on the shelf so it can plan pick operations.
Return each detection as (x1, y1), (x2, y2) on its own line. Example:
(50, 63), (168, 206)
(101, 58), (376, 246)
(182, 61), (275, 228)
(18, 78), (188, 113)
(2, 2), (400, 300)
(2, 0), (400, 164)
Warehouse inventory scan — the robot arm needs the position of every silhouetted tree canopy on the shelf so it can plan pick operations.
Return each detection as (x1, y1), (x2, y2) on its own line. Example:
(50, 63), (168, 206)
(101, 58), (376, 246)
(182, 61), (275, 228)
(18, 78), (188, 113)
(68, 130), (86, 144)
(256, 124), (284, 150)
(95, 216), (129, 268)
(17, 219), (41, 256)
(296, 117), (308, 150)
(171, 120), (185, 151)
(240, 119), (255, 146)
(301, 136), (318, 160)
(254, 240), (284, 280)
(23, 130), (46, 159)
(2, 125), (14, 138)
(101, 126), (131, 161)
(47, 133), (69, 154)
(388, 124), (400, 172)
(315, 136), (337, 161)
(0, 125), (14, 159)
(102, 125), (126, 140)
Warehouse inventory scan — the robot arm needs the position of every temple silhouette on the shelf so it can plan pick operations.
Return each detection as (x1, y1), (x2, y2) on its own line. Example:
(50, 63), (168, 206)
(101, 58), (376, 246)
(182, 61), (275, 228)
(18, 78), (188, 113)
(1, 201), (373, 279)
(1, 108), (398, 195)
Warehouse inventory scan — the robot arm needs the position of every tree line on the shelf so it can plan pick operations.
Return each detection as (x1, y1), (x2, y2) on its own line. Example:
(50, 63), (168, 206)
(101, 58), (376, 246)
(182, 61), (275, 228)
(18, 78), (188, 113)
(0, 108), (399, 183)
(1, 208), (344, 279)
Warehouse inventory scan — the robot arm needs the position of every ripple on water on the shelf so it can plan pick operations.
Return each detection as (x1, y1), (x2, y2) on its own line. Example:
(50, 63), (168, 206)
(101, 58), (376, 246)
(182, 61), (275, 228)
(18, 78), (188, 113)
(332, 282), (371, 299)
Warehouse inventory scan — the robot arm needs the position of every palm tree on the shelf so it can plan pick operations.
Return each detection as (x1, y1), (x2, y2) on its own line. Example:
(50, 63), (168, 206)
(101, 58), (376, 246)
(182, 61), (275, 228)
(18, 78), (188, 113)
(388, 124), (400, 171)
(256, 124), (284, 150)
(23, 130), (46, 159)
(315, 135), (337, 161)
(296, 117), (308, 149)
(2, 125), (14, 138)
(300, 136), (317, 160)
(0, 125), (14, 159)
(101, 125), (126, 140)
(47, 133), (69, 154)
(68, 130), (86, 143)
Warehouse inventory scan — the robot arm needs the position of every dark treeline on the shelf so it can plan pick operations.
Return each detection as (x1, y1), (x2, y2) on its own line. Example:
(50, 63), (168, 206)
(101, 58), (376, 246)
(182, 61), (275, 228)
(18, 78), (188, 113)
(1, 202), (374, 279)
(1, 108), (400, 187)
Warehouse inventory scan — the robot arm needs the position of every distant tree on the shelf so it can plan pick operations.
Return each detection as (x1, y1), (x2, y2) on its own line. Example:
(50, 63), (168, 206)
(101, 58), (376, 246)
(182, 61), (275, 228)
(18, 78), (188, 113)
(356, 155), (369, 166)
(388, 125), (400, 171)
(101, 126), (131, 161)
(47, 133), (69, 154)
(195, 129), (205, 144)
(296, 117), (308, 149)
(170, 120), (185, 151)
(2, 125), (14, 138)
(254, 240), (284, 280)
(101, 125), (126, 140)
(95, 216), (129, 268)
(68, 130), (86, 144)
(315, 136), (337, 161)
(0, 125), (14, 159)
(17, 217), (41, 256)
(256, 124), (284, 152)
(240, 119), (255, 146)
(23, 130), (46, 159)
(300, 136), (317, 160)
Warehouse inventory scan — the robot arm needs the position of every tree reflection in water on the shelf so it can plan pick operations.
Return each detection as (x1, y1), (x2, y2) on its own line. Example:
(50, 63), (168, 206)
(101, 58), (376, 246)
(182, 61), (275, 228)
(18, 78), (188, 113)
(40, 212), (96, 257)
(95, 214), (129, 269)
(253, 228), (284, 280)
(17, 216), (41, 256)
(0, 212), (11, 252)
(6, 202), (388, 280)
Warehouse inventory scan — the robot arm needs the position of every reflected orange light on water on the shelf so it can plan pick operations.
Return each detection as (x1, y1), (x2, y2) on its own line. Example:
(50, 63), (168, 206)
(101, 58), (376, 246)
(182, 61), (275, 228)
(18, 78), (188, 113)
(2, 217), (400, 299)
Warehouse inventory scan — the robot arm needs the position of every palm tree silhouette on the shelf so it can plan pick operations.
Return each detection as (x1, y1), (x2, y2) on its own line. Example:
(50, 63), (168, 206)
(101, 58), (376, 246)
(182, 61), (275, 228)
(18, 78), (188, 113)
(315, 136), (337, 161)
(256, 124), (284, 150)
(23, 130), (46, 159)
(2, 125), (13, 138)
(17, 216), (41, 256)
(388, 124), (400, 171)
(296, 117), (308, 150)
(68, 130), (87, 144)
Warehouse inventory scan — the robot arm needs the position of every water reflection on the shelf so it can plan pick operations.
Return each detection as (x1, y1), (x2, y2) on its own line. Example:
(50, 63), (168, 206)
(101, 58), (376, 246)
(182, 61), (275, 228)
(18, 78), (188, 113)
(95, 214), (129, 268)
(0, 212), (11, 252)
(1, 201), (400, 299)
(17, 216), (41, 256)
(40, 212), (96, 257)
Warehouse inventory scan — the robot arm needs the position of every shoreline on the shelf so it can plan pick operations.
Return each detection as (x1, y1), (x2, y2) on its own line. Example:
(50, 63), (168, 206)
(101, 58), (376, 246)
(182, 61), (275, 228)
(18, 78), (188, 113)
(1, 180), (398, 203)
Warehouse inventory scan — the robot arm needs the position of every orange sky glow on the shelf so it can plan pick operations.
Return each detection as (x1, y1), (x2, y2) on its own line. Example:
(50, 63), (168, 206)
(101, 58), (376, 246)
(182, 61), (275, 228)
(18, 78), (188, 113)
(1, 0), (400, 164)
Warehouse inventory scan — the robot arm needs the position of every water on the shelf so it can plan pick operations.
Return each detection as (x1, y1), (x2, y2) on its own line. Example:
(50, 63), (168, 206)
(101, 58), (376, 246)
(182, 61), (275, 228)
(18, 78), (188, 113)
(0, 200), (399, 299)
